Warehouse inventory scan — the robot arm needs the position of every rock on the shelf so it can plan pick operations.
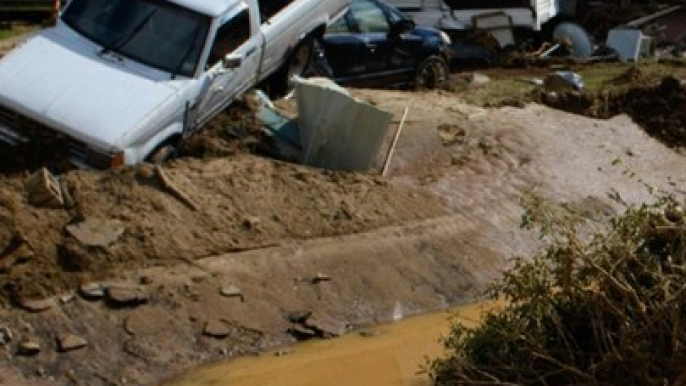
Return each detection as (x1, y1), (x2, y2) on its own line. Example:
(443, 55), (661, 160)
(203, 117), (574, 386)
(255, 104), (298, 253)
(58, 334), (88, 352)
(203, 320), (230, 339)
(79, 282), (105, 300)
(66, 219), (125, 248)
(242, 216), (261, 231)
(17, 340), (40, 356)
(311, 273), (332, 284)
(288, 310), (312, 323)
(20, 298), (54, 313)
(274, 348), (294, 357)
(0, 326), (13, 344)
(304, 312), (347, 338)
(25, 168), (64, 208)
(59, 293), (75, 304)
(106, 285), (148, 306)
(288, 324), (317, 338)
(220, 285), (244, 300)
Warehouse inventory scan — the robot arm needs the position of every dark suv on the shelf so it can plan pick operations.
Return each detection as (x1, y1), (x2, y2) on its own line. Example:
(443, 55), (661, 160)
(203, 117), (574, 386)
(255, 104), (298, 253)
(314, 0), (452, 89)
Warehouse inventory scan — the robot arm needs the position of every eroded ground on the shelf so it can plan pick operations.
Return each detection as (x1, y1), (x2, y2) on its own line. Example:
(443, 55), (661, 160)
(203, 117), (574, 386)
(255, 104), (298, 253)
(1, 30), (686, 385)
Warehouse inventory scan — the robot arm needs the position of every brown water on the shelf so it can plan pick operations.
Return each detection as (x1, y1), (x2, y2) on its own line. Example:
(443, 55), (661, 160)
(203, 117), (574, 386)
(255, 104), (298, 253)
(163, 302), (499, 386)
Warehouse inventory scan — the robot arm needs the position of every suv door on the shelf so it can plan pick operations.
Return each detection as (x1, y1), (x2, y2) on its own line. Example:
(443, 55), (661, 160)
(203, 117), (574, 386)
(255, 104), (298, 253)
(195, 5), (261, 126)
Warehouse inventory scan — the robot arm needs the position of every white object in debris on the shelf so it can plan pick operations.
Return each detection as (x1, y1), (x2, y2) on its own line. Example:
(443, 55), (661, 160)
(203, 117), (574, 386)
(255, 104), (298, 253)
(293, 77), (393, 171)
(607, 28), (652, 62)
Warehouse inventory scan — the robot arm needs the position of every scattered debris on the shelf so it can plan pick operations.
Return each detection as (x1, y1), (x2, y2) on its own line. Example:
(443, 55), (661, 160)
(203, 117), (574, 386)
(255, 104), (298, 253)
(65, 219), (125, 248)
(24, 168), (64, 208)
(105, 285), (148, 307)
(59, 293), (75, 304)
(17, 339), (40, 356)
(382, 107), (410, 176)
(0, 242), (34, 272)
(310, 273), (332, 284)
(0, 326), (12, 344)
(58, 334), (87, 352)
(19, 298), (54, 313)
(607, 28), (652, 61)
(543, 71), (584, 92)
(302, 312), (347, 338)
(78, 283), (105, 300)
(219, 285), (244, 301)
(294, 77), (393, 171)
(154, 166), (198, 211)
(273, 348), (294, 357)
(203, 320), (231, 339)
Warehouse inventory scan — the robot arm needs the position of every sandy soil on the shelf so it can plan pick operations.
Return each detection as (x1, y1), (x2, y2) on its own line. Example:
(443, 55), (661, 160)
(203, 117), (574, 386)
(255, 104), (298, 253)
(1, 75), (685, 384)
(1, 22), (686, 386)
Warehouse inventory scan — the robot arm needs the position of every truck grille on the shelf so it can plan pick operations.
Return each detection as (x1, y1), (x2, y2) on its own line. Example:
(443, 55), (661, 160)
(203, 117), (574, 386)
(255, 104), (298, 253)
(0, 104), (109, 169)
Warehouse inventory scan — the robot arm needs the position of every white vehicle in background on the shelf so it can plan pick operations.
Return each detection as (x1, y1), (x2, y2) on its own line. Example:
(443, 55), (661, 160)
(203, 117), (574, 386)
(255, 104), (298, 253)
(385, 0), (594, 58)
(0, 0), (349, 168)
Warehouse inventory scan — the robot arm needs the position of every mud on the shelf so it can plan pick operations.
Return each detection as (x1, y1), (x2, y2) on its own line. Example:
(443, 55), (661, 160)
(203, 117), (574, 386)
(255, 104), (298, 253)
(534, 75), (686, 148)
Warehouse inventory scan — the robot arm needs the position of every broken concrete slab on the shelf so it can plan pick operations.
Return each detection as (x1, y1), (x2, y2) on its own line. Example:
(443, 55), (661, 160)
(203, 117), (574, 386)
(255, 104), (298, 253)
(294, 77), (393, 171)
(66, 219), (125, 248)
(25, 168), (64, 208)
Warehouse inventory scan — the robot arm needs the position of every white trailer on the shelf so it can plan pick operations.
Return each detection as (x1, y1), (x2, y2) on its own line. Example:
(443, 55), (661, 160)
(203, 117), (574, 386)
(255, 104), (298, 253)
(386, 0), (585, 31)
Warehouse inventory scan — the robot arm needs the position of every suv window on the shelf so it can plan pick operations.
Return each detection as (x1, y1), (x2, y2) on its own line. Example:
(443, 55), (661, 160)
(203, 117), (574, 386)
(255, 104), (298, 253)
(349, 0), (389, 33)
(207, 9), (250, 67)
(258, 0), (293, 22)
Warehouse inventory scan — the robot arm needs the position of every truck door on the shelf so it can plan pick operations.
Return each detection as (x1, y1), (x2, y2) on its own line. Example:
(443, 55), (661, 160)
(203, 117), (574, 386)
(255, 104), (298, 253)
(195, 4), (261, 126)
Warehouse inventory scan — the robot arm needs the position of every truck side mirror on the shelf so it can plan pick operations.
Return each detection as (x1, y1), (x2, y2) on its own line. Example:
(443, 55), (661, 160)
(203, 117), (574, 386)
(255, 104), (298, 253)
(222, 53), (243, 69)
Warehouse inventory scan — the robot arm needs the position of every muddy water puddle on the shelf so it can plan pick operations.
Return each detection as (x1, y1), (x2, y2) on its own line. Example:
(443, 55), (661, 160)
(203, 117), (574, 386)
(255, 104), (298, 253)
(163, 302), (500, 386)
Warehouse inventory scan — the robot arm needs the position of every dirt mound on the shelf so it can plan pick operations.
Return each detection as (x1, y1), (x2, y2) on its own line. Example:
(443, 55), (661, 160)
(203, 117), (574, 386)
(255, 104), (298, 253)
(0, 156), (446, 304)
(534, 77), (686, 148)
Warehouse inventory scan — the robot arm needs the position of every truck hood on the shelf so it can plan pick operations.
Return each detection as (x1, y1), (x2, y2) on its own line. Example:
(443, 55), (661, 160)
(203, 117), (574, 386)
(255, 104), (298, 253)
(0, 28), (181, 151)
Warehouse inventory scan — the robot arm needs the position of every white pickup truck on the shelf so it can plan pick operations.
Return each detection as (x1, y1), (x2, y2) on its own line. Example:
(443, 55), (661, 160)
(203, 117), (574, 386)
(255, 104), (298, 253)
(0, 0), (349, 168)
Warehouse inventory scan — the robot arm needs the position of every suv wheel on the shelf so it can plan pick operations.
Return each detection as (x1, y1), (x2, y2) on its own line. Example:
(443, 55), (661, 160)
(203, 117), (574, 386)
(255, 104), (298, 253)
(415, 55), (449, 90)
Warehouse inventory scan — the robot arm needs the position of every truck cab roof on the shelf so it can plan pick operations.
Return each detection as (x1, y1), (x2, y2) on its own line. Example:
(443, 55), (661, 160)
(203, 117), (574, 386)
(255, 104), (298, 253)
(167, 0), (240, 17)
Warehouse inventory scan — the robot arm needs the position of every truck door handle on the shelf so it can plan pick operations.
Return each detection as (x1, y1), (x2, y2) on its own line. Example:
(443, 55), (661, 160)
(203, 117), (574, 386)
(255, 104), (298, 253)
(245, 47), (256, 58)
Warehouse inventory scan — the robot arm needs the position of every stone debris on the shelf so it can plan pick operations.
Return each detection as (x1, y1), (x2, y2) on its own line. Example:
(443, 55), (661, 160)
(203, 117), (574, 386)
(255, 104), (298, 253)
(0, 326), (13, 344)
(58, 334), (88, 352)
(17, 339), (40, 356)
(303, 312), (347, 338)
(19, 298), (54, 313)
(311, 273), (332, 284)
(0, 242), (34, 272)
(106, 285), (149, 306)
(25, 168), (64, 208)
(219, 285), (244, 301)
(203, 320), (231, 339)
(79, 282), (105, 300)
(59, 293), (76, 304)
(66, 219), (125, 248)
(274, 348), (294, 357)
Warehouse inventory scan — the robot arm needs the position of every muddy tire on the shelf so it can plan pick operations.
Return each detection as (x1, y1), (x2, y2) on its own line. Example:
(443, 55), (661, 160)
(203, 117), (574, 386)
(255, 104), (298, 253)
(148, 144), (177, 165)
(415, 55), (449, 90)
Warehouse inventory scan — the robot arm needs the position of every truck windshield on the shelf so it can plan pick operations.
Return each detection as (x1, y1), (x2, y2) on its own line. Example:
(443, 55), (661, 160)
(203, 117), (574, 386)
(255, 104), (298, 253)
(62, 0), (210, 77)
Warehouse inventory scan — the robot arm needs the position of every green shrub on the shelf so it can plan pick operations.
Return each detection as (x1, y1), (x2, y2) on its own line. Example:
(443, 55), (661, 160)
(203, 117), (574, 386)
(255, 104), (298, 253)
(431, 195), (686, 386)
